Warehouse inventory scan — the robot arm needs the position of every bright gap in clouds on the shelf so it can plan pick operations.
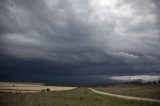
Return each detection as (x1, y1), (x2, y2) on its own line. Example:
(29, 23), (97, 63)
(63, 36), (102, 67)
(110, 75), (160, 82)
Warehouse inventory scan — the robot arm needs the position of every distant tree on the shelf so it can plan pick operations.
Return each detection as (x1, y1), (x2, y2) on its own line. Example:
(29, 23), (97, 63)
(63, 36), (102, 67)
(152, 81), (157, 85)
(46, 88), (50, 92)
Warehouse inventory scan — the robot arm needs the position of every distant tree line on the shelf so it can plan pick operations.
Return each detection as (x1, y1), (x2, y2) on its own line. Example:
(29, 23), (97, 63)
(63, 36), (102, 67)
(125, 79), (160, 86)
(43, 79), (160, 87)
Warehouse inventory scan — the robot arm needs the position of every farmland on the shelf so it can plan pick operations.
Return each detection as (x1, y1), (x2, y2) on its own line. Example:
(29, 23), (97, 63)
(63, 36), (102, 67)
(0, 82), (76, 93)
(0, 82), (160, 106)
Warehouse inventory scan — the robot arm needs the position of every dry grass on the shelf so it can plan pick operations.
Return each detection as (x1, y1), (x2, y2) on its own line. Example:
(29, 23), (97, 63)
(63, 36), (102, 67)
(0, 82), (76, 93)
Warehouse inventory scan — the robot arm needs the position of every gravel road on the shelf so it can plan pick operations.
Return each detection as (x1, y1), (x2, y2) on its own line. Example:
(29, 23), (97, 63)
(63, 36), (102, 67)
(89, 88), (160, 103)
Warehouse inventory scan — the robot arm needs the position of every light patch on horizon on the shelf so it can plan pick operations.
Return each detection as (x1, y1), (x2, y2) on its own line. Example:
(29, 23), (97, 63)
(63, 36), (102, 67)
(110, 75), (160, 82)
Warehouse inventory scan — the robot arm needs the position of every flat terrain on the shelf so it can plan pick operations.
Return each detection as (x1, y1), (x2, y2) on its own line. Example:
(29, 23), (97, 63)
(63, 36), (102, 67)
(93, 84), (160, 100)
(0, 83), (160, 106)
(0, 82), (76, 93)
(89, 88), (160, 103)
(0, 88), (160, 106)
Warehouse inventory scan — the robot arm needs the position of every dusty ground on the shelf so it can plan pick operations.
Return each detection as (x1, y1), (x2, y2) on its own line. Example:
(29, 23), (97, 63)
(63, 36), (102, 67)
(0, 82), (76, 93)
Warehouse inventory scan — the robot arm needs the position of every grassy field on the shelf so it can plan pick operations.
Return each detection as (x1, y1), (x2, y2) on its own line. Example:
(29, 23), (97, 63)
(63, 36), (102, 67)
(0, 88), (160, 106)
(94, 84), (160, 100)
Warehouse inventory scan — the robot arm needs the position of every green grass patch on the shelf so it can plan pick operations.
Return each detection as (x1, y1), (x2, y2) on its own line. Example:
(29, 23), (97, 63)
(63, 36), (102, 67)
(93, 84), (160, 100)
(0, 88), (160, 106)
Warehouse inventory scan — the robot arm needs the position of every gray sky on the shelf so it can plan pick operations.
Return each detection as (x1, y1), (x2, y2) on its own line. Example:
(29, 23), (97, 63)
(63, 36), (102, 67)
(0, 0), (160, 83)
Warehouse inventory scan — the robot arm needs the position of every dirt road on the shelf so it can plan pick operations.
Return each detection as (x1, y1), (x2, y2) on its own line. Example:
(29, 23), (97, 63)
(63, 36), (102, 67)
(89, 88), (160, 103)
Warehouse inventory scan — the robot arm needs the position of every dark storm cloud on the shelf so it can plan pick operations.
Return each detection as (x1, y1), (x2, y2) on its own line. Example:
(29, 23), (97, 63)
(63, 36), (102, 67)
(0, 0), (160, 83)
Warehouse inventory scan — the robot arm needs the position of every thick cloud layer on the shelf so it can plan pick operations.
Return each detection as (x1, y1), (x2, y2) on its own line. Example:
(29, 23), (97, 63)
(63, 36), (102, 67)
(0, 0), (160, 83)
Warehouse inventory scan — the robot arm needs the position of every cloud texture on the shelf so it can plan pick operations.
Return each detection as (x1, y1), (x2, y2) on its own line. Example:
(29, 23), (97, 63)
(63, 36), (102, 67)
(0, 0), (160, 83)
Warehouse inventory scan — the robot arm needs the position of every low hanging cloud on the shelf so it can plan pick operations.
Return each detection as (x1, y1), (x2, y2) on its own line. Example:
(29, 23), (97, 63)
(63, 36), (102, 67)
(0, 0), (160, 82)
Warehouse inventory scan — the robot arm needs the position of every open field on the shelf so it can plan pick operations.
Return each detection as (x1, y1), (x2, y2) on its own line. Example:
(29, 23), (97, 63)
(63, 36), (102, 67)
(0, 82), (160, 106)
(0, 88), (160, 106)
(89, 88), (160, 103)
(93, 84), (160, 100)
(0, 82), (76, 93)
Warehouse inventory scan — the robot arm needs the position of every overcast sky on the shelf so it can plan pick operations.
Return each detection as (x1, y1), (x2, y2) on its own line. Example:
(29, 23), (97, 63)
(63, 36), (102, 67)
(0, 0), (160, 83)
